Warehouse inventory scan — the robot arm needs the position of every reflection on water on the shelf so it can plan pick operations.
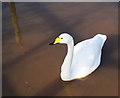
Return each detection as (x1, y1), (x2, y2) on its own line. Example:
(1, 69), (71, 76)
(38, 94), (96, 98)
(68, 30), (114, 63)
(9, 2), (23, 48)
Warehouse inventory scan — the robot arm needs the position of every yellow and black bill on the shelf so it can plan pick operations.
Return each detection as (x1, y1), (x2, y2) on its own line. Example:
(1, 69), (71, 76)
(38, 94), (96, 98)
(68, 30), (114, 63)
(49, 37), (61, 45)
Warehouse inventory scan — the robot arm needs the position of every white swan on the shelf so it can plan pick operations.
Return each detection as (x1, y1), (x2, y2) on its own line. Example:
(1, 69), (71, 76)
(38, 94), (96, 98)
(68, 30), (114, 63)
(49, 33), (107, 81)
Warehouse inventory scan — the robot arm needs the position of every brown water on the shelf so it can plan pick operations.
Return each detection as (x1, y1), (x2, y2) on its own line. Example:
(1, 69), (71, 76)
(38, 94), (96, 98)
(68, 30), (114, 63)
(2, 2), (118, 96)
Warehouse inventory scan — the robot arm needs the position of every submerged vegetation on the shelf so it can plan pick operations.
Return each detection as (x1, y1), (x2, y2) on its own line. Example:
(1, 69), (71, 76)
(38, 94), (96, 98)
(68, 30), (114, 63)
(9, 2), (24, 48)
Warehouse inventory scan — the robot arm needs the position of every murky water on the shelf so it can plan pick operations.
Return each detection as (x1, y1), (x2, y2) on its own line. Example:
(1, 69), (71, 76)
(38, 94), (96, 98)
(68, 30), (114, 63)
(2, 2), (118, 96)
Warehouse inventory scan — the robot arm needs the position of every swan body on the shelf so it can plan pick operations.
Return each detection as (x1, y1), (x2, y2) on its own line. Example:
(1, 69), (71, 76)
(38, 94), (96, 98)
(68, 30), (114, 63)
(50, 33), (107, 81)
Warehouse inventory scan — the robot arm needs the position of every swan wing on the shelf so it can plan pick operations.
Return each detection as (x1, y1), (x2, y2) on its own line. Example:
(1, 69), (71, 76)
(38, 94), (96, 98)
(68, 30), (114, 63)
(71, 34), (106, 79)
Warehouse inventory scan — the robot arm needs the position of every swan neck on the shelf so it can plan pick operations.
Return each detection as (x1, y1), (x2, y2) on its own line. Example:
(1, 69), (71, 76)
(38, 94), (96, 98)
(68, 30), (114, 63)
(67, 41), (74, 58)
(61, 40), (74, 81)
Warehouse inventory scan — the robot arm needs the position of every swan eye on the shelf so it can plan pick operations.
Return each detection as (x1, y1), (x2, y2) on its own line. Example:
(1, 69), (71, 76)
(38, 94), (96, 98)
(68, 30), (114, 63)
(61, 38), (63, 39)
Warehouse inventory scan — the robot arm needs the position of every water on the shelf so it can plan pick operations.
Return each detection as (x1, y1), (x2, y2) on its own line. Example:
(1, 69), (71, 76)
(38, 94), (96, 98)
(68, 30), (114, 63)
(2, 2), (118, 96)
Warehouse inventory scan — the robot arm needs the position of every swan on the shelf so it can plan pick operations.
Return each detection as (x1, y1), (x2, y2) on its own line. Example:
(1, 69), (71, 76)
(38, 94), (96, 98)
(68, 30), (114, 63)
(49, 33), (107, 81)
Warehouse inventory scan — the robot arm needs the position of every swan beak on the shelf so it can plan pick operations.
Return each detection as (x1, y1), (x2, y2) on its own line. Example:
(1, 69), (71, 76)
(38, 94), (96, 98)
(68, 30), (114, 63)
(49, 38), (61, 45)
(49, 41), (54, 45)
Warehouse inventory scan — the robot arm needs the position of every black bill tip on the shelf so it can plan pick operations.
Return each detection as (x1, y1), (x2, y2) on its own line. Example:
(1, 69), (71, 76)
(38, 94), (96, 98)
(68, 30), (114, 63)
(49, 42), (54, 45)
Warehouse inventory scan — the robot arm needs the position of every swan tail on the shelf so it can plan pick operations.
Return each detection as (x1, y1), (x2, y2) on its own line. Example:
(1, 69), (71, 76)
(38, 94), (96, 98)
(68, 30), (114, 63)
(95, 34), (107, 42)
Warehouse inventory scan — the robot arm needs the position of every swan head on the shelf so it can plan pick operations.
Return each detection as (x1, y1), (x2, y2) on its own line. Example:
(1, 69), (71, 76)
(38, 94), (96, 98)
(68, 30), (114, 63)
(49, 33), (73, 45)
